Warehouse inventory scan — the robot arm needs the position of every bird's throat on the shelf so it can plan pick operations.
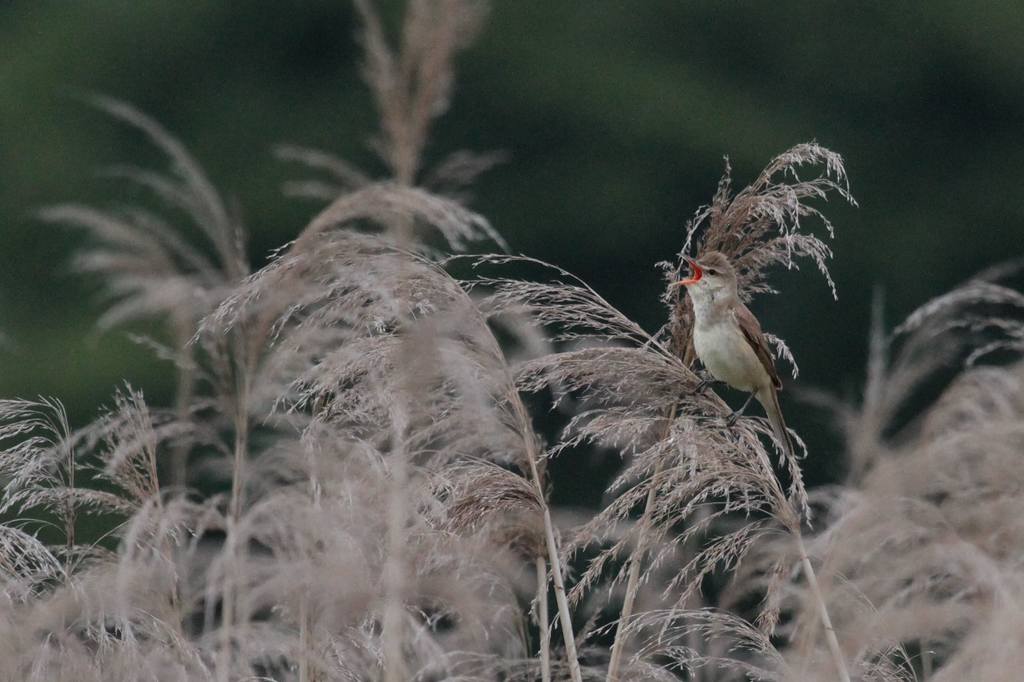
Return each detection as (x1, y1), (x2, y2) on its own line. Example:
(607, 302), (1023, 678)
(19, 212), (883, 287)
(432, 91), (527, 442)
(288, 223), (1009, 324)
(690, 288), (729, 326)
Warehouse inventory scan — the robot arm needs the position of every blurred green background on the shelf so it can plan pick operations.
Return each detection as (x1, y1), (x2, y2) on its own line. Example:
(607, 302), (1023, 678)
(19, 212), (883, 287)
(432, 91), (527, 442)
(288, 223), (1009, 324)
(1, 1), (1022, 489)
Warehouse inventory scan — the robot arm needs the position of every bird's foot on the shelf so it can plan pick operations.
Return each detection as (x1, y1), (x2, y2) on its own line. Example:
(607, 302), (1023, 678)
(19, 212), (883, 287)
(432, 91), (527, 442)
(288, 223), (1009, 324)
(723, 393), (755, 428)
(692, 371), (715, 394)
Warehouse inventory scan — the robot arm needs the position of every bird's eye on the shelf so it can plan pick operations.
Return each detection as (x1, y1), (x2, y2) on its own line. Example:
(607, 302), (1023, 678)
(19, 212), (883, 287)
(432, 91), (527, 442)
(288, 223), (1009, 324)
(706, 269), (717, 276)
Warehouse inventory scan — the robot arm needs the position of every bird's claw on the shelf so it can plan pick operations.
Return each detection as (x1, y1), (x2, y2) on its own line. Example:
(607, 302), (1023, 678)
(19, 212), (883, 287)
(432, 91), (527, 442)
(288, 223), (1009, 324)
(692, 371), (715, 395)
(723, 393), (755, 429)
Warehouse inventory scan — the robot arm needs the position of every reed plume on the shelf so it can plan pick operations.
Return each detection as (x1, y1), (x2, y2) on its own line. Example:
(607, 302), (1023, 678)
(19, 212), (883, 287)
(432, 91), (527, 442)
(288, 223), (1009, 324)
(5, 1), (1023, 680)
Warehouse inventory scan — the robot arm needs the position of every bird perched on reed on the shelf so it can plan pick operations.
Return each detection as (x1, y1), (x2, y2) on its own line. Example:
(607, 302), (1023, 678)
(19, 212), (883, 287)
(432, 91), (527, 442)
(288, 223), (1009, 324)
(679, 251), (793, 457)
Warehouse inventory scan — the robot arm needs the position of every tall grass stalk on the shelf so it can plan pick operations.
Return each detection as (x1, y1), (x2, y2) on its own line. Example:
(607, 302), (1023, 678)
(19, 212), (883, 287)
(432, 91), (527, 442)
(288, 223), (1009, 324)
(606, 404), (676, 681)
(535, 555), (552, 682)
(381, 392), (410, 682)
(511, 393), (583, 682)
(217, 366), (250, 682)
(794, 533), (849, 682)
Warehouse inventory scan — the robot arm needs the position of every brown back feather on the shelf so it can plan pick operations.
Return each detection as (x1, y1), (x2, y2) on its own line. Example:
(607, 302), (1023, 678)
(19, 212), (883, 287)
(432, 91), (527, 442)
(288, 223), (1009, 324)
(733, 302), (782, 390)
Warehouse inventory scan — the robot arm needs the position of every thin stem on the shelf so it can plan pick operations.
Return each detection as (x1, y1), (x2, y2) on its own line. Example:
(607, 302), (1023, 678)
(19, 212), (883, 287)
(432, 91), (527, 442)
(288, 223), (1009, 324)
(382, 404), (409, 682)
(168, 344), (196, 489)
(219, 355), (250, 682)
(513, 397), (582, 682)
(63, 436), (76, 579)
(216, 519), (237, 682)
(607, 464), (660, 681)
(921, 640), (933, 679)
(607, 403), (677, 682)
(144, 429), (183, 630)
(685, 505), (711, 682)
(300, 441), (322, 682)
(299, 594), (312, 682)
(758, 435), (848, 682)
(536, 556), (552, 682)
(794, 532), (850, 682)
(540, 506), (582, 682)
(228, 395), (249, 525)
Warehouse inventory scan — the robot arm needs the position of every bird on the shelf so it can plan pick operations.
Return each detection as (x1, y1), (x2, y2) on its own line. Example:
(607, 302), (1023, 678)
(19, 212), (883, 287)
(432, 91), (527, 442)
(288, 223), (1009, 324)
(677, 251), (793, 457)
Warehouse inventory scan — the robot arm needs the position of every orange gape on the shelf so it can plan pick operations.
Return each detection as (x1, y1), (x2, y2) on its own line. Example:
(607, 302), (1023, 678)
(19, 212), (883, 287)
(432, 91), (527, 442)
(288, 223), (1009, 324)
(679, 257), (703, 286)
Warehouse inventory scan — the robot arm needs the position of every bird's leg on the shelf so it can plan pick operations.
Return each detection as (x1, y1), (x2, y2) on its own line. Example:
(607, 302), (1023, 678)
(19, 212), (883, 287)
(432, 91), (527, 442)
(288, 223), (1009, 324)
(692, 369), (716, 394)
(725, 392), (756, 427)
(680, 371), (715, 406)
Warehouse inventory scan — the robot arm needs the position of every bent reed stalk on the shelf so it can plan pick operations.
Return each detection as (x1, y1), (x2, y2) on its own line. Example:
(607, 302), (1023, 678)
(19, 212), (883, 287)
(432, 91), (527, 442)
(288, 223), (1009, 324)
(511, 393), (584, 682)
(606, 403), (677, 681)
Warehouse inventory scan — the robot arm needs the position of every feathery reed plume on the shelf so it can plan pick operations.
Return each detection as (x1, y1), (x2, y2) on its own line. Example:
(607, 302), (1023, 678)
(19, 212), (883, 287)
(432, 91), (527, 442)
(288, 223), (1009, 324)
(28, 0), (1024, 678)
(772, 263), (1024, 680)
(38, 98), (258, 680)
(37, 97), (271, 679)
(0, 397), (84, 573)
(475, 144), (854, 680)
(202, 219), (582, 678)
(477, 255), (798, 679)
(0, 388), (216, 680)
(680, 143), (855, 300)
(442, 461), (546, 561)
(442, 461), (551, 679)
(194, 423), (531, 681)
(198, 3), (526, 676)
(354, 0), (488, 186)
(0, 525), (63, 603)
(277, 0), (506, 255)
(39, 96), (248, 490)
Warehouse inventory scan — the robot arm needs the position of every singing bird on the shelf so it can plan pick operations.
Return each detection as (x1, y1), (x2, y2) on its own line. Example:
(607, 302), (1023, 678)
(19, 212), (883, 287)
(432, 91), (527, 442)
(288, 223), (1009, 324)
(679, 251), (793, 457)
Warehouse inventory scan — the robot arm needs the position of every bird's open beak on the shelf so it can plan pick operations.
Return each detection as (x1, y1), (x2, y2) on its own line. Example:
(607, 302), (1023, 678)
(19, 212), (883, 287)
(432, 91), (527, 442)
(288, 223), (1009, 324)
(678, 257), (702, 286)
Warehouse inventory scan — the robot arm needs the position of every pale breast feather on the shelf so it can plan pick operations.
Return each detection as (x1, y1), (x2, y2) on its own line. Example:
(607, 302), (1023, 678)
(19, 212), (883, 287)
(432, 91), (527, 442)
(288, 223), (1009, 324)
(693, 320), (771, 392)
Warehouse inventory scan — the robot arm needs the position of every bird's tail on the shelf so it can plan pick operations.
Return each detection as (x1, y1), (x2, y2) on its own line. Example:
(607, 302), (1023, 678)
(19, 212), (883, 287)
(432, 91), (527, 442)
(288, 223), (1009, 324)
(757, 386), (793, 460)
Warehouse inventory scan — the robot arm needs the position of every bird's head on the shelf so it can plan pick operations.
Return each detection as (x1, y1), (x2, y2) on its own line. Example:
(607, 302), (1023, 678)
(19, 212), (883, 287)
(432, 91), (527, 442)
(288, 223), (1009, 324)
(678, 251), (738, 303)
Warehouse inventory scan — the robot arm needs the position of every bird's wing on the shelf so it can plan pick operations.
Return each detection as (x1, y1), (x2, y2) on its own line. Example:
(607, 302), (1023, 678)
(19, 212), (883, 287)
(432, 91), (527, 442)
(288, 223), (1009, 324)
(734, 302), (783, 390)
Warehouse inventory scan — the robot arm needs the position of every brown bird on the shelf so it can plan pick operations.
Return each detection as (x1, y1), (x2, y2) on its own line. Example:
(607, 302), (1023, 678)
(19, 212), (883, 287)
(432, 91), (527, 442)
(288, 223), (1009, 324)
(678, 251), (793, 457)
